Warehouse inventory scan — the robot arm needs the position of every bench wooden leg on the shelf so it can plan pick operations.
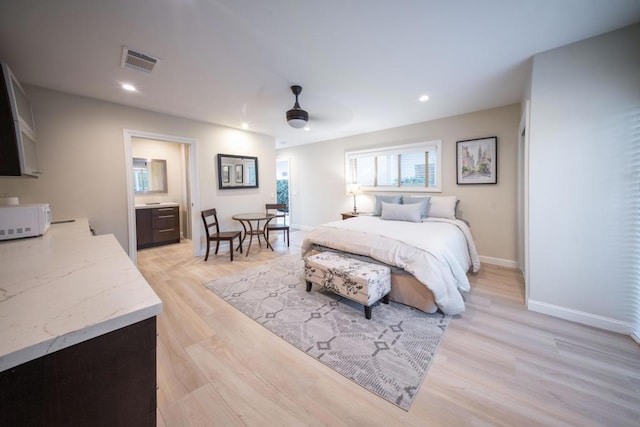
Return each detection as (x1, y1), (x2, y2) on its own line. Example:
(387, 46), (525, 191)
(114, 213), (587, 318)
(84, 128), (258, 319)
(364, 306), (372, 320)
(306, 281), (312, 292)
(382, 293), (390, 304)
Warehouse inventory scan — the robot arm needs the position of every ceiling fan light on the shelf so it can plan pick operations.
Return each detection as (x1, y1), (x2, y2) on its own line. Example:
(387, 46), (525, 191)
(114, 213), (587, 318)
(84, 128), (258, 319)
(286, 85), (309, 129)
(286, 108), (309, 128)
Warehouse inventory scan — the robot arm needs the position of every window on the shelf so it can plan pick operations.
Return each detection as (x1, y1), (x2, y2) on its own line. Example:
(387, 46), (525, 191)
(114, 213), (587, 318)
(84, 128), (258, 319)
(345, 140), (442, 192)
(132, 158), (150, 193)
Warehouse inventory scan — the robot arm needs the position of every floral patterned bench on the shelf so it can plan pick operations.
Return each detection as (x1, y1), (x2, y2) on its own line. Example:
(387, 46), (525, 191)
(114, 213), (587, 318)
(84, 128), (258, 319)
(303, 252), (391, 319)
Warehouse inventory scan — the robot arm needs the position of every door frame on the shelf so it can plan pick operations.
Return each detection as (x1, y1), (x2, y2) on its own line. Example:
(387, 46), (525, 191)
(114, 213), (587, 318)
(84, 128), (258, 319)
(123, 129), (200, 264)
(518, 100), (531, 306)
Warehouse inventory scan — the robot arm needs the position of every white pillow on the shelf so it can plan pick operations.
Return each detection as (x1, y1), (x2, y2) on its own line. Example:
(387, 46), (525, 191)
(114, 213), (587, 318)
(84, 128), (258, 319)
(427, 196), (457, 219)
(380, 201), (422, 222)
(403, 196), (431, 218)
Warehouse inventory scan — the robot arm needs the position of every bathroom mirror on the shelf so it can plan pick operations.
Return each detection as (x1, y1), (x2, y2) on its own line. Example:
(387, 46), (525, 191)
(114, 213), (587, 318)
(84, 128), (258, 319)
(217, 154), (258, 189)
(133, 158), (168, 194)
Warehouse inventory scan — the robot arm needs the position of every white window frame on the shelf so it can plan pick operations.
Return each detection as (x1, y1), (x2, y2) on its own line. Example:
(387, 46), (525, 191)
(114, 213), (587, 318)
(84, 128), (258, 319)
(345, 140), (442, 192)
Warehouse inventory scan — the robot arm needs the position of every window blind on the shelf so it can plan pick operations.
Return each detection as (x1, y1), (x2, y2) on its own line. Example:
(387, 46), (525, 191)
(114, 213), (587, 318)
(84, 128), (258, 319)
(399, 152), (425, 187)
(345, 140), (442, 192)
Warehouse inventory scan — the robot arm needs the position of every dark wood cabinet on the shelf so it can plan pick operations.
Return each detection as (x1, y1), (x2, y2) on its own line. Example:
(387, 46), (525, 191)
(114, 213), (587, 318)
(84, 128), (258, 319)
(136, 206), (180, 249)
(0, 317), (157, 427)
(136, 209), (153, 247)
(0, 63), (40, 177)
(0, 74), (21, 176)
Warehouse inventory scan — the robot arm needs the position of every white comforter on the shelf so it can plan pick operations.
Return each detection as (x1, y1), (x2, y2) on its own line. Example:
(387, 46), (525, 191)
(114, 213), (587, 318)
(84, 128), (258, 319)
(301, 216), (481, 315)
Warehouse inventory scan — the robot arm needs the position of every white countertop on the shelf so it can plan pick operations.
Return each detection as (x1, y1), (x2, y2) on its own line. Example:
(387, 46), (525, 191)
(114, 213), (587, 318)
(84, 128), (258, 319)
(135, 202), (180, 210)
(0, 219), (162, 371)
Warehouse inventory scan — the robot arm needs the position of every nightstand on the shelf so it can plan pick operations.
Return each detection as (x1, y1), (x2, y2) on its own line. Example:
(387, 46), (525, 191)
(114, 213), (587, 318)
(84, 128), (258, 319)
(341, 212), (374, 220)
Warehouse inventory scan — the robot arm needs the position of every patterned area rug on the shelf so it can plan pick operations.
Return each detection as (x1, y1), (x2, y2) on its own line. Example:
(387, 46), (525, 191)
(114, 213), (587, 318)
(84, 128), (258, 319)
(203, 254), (450, 410)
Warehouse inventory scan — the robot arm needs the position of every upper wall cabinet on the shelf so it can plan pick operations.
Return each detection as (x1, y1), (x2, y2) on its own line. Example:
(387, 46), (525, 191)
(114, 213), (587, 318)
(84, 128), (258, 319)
(0, 63), (40, 177)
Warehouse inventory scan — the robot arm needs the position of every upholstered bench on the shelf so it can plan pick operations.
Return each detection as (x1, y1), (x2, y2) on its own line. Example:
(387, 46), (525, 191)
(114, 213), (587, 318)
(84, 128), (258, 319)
(303, 252), (391, 319)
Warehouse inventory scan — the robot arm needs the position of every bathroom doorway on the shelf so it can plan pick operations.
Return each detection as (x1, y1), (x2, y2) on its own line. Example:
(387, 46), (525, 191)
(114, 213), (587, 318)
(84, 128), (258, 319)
(124, 129), (200, 264)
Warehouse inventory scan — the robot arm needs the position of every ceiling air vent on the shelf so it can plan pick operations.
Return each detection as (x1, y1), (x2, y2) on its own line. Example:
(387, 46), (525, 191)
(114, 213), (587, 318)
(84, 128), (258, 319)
(121, 46), (159, 73)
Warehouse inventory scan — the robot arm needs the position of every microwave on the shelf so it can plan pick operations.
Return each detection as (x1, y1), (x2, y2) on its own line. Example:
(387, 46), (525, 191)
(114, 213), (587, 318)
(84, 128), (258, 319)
(0, 203), (52, 241)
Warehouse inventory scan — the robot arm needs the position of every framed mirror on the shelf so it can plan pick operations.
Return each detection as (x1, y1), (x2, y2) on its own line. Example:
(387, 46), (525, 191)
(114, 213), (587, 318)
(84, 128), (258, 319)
(217, 154), (258, 189)
(133, 157), (168, 194)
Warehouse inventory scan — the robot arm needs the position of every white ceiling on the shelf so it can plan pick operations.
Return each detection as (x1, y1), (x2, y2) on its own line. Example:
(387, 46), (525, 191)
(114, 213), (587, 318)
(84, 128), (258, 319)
(0, 0), (639, 148)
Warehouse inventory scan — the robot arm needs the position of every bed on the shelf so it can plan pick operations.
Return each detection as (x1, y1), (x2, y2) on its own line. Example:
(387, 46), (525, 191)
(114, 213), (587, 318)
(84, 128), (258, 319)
(301, 214), (480, 315)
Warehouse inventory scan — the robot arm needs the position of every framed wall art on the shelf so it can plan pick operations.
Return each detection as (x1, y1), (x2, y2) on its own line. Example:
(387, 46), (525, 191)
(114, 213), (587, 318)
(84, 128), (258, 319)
(217, 154), (259, 189)
(456, 136), (497, 185)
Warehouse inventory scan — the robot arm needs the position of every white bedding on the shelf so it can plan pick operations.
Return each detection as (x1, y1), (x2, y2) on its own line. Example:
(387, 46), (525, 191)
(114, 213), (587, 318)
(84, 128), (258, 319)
(301, 216), (480, 315)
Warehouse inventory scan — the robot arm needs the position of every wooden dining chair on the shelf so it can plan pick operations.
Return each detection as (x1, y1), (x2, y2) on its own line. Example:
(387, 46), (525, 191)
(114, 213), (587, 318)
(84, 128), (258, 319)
(265, 203), (289, 247)
(201, 208), (242, 261)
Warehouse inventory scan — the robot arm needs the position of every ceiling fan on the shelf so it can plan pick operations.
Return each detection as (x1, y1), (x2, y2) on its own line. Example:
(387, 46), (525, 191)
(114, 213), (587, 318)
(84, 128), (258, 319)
(286, 85), (309, 128)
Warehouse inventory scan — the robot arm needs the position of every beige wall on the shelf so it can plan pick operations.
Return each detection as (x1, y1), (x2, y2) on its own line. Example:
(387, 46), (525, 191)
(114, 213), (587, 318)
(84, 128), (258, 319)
(132, 138), (184, 206)
(0, 86), (276, 253)
(278, 104), (520, 264)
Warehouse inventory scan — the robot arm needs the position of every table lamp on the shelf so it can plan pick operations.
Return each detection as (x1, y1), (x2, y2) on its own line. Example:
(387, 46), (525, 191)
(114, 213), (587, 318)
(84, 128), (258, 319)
(346, 183), (363, 214)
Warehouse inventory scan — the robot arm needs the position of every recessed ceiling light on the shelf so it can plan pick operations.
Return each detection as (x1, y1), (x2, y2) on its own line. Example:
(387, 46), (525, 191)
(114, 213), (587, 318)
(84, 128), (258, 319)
(122, 84), (137, 92)
(304, 126), (310, 131)
(419, 94), (429, 102)
(241, 122), (249, 130)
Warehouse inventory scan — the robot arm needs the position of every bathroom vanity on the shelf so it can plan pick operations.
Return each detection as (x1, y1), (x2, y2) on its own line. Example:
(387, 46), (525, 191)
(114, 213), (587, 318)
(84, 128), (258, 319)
(135, 202), (180, 249)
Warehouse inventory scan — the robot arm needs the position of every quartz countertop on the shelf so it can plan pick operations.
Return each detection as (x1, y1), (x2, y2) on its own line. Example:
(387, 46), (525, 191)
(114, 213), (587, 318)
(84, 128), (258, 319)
(135, 202), (180, 210)
(0, 219), (162, 372)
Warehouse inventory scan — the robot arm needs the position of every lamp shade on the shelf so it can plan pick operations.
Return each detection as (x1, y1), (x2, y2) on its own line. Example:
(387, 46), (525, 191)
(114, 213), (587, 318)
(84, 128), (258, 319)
(346, 183), (363, 196)
(286, 110), (308, 128)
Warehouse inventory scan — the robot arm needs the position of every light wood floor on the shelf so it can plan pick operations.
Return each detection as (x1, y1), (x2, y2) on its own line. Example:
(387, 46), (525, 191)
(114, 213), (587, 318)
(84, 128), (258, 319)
(137, 231), (640, 427)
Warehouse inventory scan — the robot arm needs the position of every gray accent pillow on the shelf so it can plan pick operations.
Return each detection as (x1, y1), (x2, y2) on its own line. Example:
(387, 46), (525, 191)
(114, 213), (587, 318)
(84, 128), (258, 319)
(374, 195), (402, 216)
(402, 196), (431, 218)
(380, 201), (422, 223)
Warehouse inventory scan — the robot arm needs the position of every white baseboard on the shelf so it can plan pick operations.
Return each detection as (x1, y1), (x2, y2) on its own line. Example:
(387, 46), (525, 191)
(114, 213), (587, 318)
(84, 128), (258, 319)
(479, 255), (518, 269)
(528, 300), (633, 334)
